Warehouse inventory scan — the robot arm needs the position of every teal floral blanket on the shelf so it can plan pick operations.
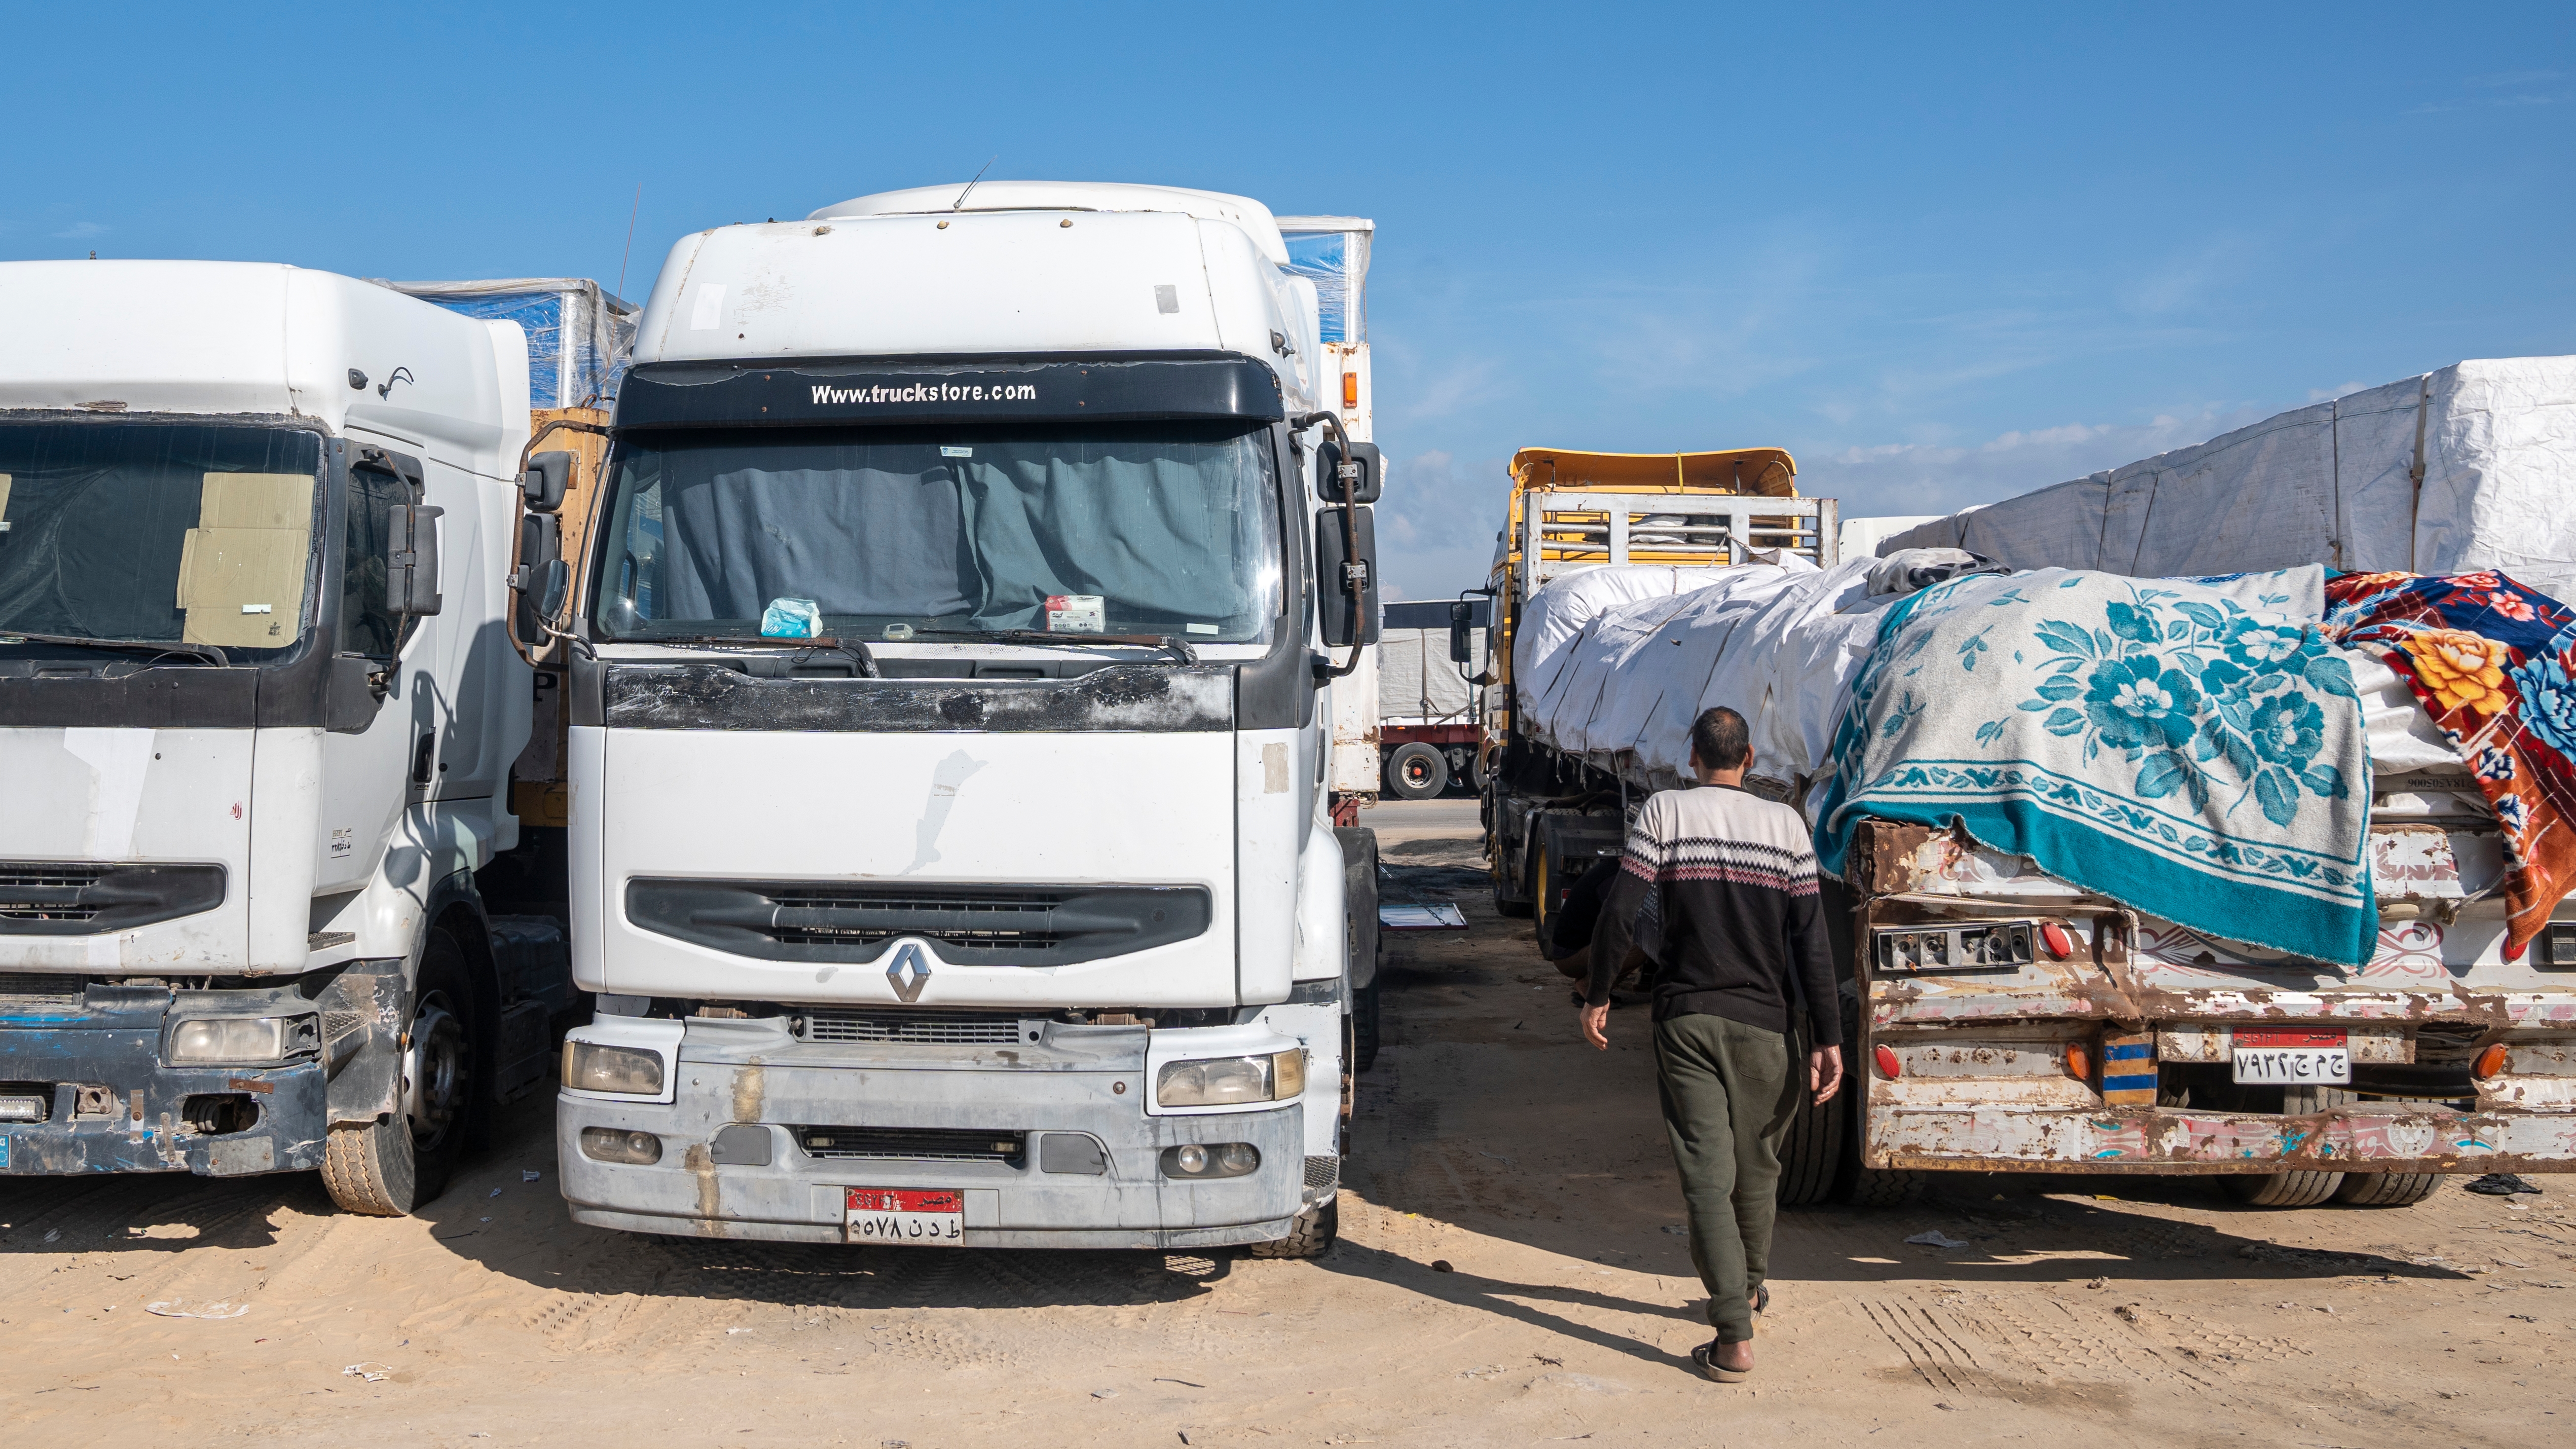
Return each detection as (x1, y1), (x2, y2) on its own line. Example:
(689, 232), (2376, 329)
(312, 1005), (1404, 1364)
(1813, 565), (2380, 965)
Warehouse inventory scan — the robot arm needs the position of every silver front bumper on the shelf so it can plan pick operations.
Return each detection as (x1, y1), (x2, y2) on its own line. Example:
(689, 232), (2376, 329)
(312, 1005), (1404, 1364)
(556, 1016), (1319, 1248)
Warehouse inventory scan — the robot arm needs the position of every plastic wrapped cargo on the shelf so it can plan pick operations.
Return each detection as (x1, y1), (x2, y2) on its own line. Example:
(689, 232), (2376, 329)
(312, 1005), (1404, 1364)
(1878, 355), (2576, 600)
(383, 278), (638, 408)
(1274, 217), (1371, 343)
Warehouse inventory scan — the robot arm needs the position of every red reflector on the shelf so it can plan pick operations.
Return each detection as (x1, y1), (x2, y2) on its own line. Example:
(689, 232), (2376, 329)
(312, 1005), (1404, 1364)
(2065, 1043), (2090, 1082)
(2040, 921), (2075, 960)
(1872, 1044), (1901, 1080)
(2234, 1027), (2346, 1049)
(2475, 1043), (2510, 1080)
(2504, 937), (2529, 962)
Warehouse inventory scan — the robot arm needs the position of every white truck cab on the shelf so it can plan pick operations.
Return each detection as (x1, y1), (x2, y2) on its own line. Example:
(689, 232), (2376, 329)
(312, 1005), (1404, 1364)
(0, 262), (573, 1213)
(551, 182), (1386, 1252)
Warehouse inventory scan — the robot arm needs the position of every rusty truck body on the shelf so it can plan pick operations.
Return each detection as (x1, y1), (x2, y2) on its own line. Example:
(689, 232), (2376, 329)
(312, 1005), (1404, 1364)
(1479, 448), (2576, 1207)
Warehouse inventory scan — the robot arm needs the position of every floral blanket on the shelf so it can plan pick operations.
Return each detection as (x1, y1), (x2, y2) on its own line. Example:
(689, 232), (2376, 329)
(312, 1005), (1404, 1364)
(1814, 566), (2382, 965)
(2326, 570), (2576, 952)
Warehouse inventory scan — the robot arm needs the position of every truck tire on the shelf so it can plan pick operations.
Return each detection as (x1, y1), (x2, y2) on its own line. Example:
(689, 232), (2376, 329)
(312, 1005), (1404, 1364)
(2334, 1171), (2444, 1207)
(2223, 1084), (2347, 1207)
(1493, 859), (1533, 918)
(1775, 1079), (1845, 1207)
(1385, 742), (1449, 800)
(1245, 1200), (1339, 1258)
(322, 931), (475, 1216)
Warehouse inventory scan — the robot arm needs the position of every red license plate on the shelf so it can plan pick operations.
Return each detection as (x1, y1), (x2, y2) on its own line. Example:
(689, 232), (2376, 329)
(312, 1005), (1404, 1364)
(843, 1187), (965, 1246)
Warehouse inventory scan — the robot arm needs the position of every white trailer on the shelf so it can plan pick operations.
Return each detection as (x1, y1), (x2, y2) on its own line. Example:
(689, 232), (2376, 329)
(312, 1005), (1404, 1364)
(0, 262), (576, 1213)
(549, 182), (1386, 1253)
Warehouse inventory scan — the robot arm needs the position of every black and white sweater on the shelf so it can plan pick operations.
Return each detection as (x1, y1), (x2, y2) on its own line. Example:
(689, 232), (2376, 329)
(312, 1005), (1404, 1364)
(1584, 782), (1841, 1045)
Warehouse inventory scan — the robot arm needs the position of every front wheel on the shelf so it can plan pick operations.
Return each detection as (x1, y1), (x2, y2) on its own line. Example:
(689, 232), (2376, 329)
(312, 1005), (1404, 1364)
(321, 931), (476, 1216)
(1245, 1200), (1339, 1259)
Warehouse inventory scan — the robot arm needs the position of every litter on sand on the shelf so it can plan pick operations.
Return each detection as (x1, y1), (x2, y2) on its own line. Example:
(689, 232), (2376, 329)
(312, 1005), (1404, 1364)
(2466, 1173), (2545, 1196)
(522, 1170), (541, 1182)
(342, 1363), (390, 1383)
(145, 1301), (249, 1319)
(1904, 1231), (1969, 1249)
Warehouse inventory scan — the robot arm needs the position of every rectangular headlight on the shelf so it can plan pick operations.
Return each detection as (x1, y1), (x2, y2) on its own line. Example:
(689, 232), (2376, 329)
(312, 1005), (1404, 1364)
(1155, 1051), (1305, 1108)
(167, 1016), (301, 1066)
(564, 1041), (666, 1096)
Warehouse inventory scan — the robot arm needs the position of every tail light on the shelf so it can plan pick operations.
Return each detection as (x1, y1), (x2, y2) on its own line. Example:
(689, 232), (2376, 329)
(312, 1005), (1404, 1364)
(2040, 921), (2076, 960)
(2065, 1043), (2092, 1083)
(2475, 1044), (2510, 1080)
(1342, 371), (1359, 409)
(1872, 1044), (1902, 1080)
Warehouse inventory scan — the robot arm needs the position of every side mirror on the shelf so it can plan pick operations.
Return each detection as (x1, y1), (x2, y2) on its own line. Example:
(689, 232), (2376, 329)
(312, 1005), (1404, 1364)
(512, 513), (561, 592)
(522, 451), (573, 513)
(537, 557), (570, 619)
(1448, 600), (1476, 663)
(1315, 439), (1383, 504)
(385, 505), (444, 616)
(1315, 506), (1381, 649)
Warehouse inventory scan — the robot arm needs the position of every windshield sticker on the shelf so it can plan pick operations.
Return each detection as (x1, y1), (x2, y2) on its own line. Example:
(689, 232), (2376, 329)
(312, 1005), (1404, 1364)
(940, 447), (973, 458)
(759, 597), (824, 639)
(809, 382), (1039, 406)
(1045, 595), (1105, 634)
(1185, 622), (1219, 636)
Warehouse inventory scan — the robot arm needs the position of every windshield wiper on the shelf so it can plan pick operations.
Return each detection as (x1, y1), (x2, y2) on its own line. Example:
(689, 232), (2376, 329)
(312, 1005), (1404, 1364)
(910, 629), (1199, 665)
(0, 631), (229, 667)
(639, 634), (879, 678)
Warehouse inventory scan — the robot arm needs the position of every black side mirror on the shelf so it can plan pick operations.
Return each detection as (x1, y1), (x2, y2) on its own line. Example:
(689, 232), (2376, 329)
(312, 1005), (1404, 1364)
(1315, 506), (1380, 649)
(1315, 439), (1383, 504)
(522, 451), (573, 512)
(537, 557), (570, 619)
(1449, 600), (1476, 663)
(512, 513), (561, 592)
(386, 505), (444, 616)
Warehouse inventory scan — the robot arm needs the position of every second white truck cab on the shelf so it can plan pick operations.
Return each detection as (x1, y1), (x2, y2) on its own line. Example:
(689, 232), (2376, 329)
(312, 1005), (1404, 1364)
(551, 181), (1386, 1252)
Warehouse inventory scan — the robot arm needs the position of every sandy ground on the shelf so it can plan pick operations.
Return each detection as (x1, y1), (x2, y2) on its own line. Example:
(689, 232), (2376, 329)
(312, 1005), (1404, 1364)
(5, 798), (2572, 1446)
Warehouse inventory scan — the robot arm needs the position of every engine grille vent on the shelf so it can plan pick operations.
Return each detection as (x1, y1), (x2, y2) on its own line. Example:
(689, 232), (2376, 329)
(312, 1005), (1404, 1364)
(799, 1010), (1027, 1046)
(795, 1126), (1024, 1165)
(627, 878), (1210, 968)
(0, 973), (83, 998)
(0, 862), (226, 936)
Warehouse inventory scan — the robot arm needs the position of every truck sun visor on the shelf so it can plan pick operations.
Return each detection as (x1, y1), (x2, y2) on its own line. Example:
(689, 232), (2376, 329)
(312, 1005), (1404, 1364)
(612, 356), (1286, 430)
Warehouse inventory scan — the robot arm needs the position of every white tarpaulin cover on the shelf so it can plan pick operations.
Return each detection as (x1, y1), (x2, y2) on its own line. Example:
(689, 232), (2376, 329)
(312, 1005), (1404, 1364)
(1378, 627), (1485, 723)
(1515, 559), (2459, 801)
(1879, 356), (2576, 601)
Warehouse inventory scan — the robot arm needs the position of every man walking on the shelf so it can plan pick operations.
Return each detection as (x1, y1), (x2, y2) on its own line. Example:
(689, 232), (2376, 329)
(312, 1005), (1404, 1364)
(1578, 706), (1843, 1383)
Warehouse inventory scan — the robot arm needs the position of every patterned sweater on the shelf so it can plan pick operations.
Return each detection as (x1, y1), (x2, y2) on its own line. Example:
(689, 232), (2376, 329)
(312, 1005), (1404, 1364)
(1585, 782), (1841, 1044)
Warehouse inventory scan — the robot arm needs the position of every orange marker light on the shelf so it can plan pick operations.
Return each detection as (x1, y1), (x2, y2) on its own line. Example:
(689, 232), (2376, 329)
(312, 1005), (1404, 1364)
(2041, 921), (2076, 961)
(1872, 1044), (1902, 1080)
(2475, 1044), (2510, 1080)
(1342, 371), (1359, 409)
(2065, 1043), (2092, 1083)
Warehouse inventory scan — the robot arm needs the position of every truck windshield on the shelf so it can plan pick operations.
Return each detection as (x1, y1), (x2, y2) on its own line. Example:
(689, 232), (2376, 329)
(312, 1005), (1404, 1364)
(590, 422), (1285, 644)
(0, 422), (324, 656)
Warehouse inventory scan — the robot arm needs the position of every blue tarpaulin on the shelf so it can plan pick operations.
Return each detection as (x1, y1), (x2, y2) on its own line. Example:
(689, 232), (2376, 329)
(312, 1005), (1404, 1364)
(1277, 219), (1371, 344)
(384, 278), (637, 408)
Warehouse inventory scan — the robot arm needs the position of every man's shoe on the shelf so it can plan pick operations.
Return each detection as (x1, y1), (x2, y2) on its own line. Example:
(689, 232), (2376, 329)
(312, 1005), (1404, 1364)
(1692, 1340), (1751, 1383)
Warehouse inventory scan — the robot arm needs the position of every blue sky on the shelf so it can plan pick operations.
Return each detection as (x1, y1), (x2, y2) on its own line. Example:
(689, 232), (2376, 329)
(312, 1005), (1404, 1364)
(9, 4), (2570, 599)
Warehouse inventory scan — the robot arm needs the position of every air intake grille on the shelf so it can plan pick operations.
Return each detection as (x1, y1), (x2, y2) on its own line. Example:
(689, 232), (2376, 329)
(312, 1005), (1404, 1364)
(0, 867), (104, 922)
(627, 879), (1210, 967)
(0, 862), (226, 936)
(795, 1127), (1024, 1165)
(800, 1011), (1027, 1046)
(0, 973), (83, 998)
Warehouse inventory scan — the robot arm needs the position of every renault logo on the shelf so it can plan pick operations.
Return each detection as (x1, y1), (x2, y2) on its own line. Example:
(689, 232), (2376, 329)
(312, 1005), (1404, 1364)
(886, 942), (932, 1002)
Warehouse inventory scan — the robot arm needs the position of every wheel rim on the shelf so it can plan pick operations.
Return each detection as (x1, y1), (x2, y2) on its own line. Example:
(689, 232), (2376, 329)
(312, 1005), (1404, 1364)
(403, 990), (469, 1152)
(1400, 755), (1434, 789)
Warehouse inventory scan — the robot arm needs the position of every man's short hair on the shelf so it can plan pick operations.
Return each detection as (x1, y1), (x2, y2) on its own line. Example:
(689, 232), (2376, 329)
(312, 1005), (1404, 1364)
(1689, 707), (1750, 771)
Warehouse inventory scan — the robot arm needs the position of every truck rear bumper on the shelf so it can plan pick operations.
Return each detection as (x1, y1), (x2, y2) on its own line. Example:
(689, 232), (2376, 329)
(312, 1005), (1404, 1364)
(1869, 1103), (2576, 1173)
(0, 1026), (327, 1177)
(556, 1067), (1318, 1249)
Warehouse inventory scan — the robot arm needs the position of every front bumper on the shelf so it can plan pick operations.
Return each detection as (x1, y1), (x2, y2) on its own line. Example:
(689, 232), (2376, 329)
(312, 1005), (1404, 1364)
(1869, 1102), (2576, 1173)
(557, 1018), (1321, 1248)
(0, 1023), (326, 1177)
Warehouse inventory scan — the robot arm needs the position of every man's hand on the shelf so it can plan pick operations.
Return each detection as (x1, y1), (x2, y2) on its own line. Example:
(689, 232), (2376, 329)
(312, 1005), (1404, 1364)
(1579, 1001), (1610, 1050)
(1809, 1045), (1844, 1105)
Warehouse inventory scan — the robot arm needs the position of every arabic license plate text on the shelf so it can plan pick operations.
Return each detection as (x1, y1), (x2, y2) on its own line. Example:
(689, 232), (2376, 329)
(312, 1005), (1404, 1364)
(844, 1187), (965, 1246)
(2231, 1027), (2350, 1085)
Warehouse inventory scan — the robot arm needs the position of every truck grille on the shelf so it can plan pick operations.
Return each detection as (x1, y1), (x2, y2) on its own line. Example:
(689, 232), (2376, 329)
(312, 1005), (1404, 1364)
(0, 973), (83, 998)
(795, 1127), (1024, 1165)
(799, 1010), (1027, 1046)
(0, 862), (227, 936)
(627, 879), (1209, 967)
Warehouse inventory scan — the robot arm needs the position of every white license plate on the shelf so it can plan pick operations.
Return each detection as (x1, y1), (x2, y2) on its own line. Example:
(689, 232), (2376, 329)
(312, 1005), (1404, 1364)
(843, 1187), (965, 1246)
(2231, 1027), (2350, 1085)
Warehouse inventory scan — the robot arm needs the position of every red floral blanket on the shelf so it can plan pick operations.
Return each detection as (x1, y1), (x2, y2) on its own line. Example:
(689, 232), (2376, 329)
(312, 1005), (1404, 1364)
(2325, 570), (2576, 952)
